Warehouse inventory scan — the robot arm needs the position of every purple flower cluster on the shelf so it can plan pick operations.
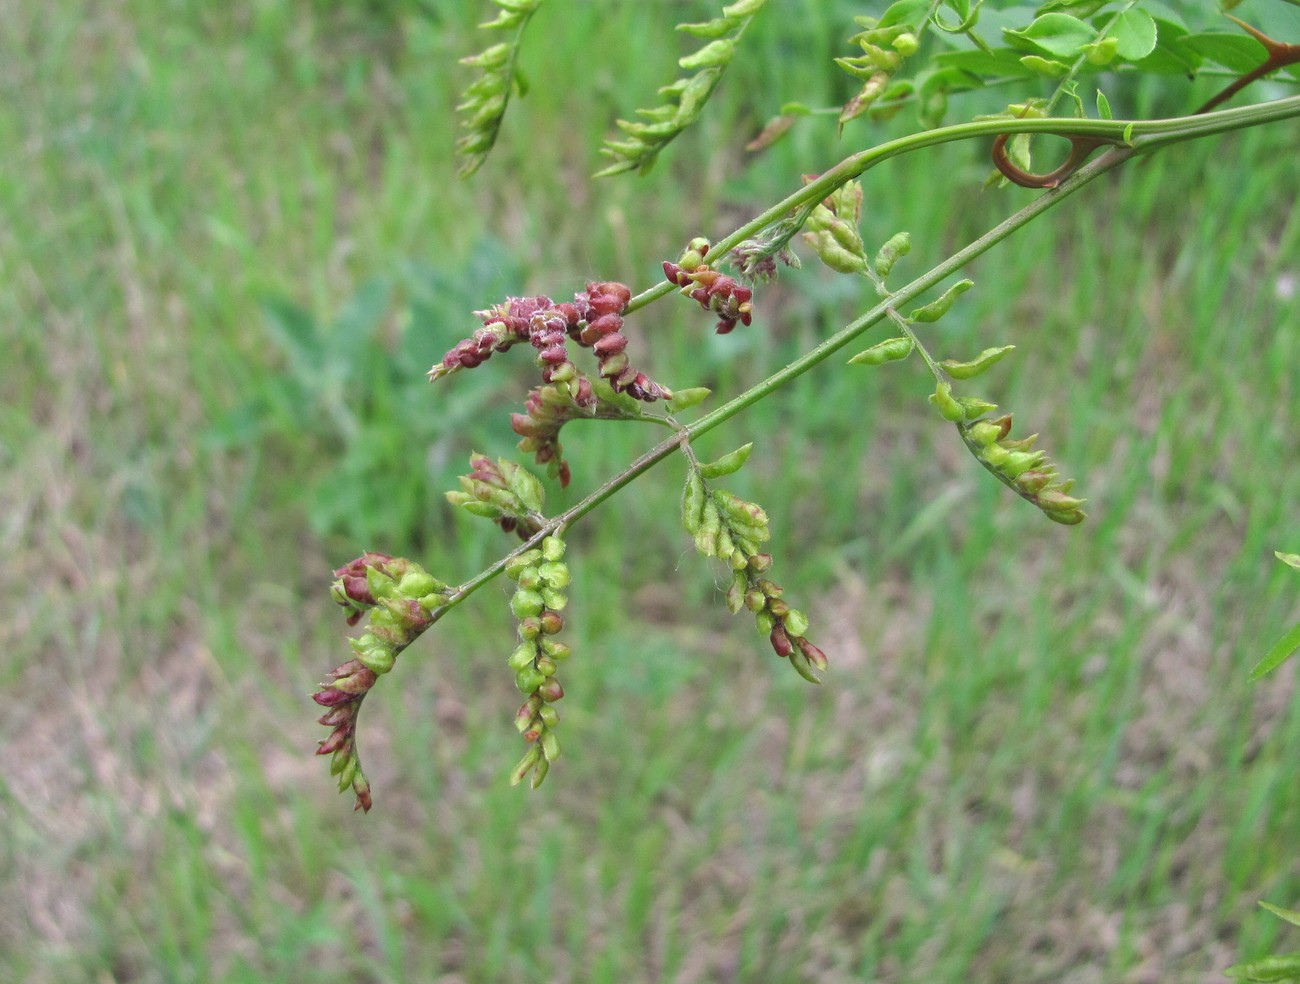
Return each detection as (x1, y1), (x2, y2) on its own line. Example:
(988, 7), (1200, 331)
(662, 240), (755, 335)
(430, 282), (668, 400)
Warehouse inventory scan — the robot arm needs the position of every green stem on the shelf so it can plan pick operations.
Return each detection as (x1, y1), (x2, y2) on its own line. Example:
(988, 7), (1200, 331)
(626, 94), (1300, 313)
(427, 94), (1300, 625)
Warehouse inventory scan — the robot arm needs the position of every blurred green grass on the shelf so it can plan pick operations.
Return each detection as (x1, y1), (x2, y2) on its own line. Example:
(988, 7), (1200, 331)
(2, 1), (1298, 982)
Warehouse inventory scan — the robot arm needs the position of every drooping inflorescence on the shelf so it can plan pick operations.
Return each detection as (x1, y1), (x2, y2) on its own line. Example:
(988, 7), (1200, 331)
(662, 238), (755, 334)
(430, 282), (672, 486)
(681, 445), (827, 682)
(445, 452), (547, 539)
(504, 535), (572, 787)
(317, 554), (452, 811)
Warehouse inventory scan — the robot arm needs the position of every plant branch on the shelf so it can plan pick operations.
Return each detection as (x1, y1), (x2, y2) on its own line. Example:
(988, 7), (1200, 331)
(626, 95), (1300, 313)
(421, 94), (1300, 631)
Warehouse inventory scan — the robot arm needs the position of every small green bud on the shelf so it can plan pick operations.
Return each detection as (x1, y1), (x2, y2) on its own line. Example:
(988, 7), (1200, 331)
(505, 462), (545, 513)
(744, 588), (767, 612)
(682, 468), (706, 534)
(529, 755), (550, 788)
(940, 345), (1015, 380)
(504, 550), (543, 579)
(541, 536), (565, 562)
(539, 704), (559, 727)
(958, 397), (998, 420)
(515, 567), (540, 591)
(1045, 508), (1086, 526)
(511, 589), (545, 619)
(355, 645), (396, 675)
(929, 382), (965, 422)
(518, 616), (542, 641)
(789, 648), (823, 684)
(508, 643), (537, 670)
(755, 610), (776, 636)
(538, 561), (570, 588)
(397, 570), (438, 598)
(784, 609), (810, 639)
(541, 730), (561, 762)
(541, 588), (567, 611)
(891, 32), (918, 56)
(966, 420), (1002, 446)
(679, 38), (735, 71)
(910, 279), (973, 323)
(980, 444), (1011, 468)
(848, 335), (913, 366)
(716, 527), (735, 561)
(1084, 37), (1119, 66)
(699, 443), (754, 479)
(667, 387), (711, 412)
(726, 574), (746, 614)
(1002, 450), (1047, 480)
(694, 527), (718, 557)
(509, 744), (543, 786)
(541, 639), (571, 661)
(874, 231), (911, 277)
(1019, 55), (1069, 78)
(535, 655), (558, 677)
(516, 666), (546, 693)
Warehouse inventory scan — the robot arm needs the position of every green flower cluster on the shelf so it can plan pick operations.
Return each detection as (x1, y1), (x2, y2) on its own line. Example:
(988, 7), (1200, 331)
(456, 0), (545, 177)
(960, 414), (1087, 526)
(597, 0), (768, 177)
(445, 453), (546, 538)
(504, 535), (572, 787)
(836, 14), (923, 128)
(683, 464), (827, 682)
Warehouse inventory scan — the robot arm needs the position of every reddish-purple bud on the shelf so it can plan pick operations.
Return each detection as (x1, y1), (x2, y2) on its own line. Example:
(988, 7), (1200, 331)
(539, 610), (564, 635)
(797, 638), (829, 671)
(592, 333), (629, 357)
(539, 344), (568, 365)
(538, 678), (565, 702)
(312, 687), (360, 707)
(317, 726), (351, 755)
(588, 281), (631, 309)
(587, 313), (623, 337)
(769, 626), (795, 658)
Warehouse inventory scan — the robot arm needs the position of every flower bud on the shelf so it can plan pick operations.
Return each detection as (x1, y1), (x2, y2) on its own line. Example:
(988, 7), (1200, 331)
(538, 678), (565, 702)
(511, 588), (546, 619)
(541, 731), (561, 762)
(769, 625), (795, 658)
(508, 643), (537, 670)
(542, 536), (565, 561)
(510, 745), (543, 786)
(784, 609), (810, 639)
(516, 666), (546, 693)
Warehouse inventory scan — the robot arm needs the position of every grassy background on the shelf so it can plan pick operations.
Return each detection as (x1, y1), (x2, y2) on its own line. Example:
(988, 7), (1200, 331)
(2, 1), (1299, 981)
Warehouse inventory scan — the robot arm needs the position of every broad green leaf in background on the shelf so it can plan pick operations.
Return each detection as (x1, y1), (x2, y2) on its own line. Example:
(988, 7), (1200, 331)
(1106, 7), (1158, 60)
(1004, 13), (1094, 57)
